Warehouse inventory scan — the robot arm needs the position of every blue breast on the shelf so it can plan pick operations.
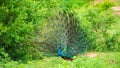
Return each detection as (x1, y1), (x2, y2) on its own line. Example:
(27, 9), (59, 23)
(57, 48), (64, 57)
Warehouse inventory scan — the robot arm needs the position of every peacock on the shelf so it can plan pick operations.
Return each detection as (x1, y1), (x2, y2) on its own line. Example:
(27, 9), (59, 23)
(57, 45), (74, 61)
(36, 10), (89, 61)
(57, 45), (81, 61)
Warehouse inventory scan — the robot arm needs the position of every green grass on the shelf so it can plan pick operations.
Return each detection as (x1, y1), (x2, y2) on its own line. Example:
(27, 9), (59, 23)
(0, 52), (120, 68)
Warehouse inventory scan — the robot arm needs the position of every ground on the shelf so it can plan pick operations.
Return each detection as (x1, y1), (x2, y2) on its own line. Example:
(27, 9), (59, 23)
(0, 52), (120, 68)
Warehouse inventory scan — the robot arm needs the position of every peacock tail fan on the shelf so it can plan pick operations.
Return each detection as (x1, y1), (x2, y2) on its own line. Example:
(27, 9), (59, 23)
(34, 8), (90, 56)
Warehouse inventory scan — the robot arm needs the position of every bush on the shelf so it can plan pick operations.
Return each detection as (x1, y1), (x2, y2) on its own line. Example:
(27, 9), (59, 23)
(75, 1), (118, 51)
(105, 33), (120, 51)
(0, 0), (46, 61)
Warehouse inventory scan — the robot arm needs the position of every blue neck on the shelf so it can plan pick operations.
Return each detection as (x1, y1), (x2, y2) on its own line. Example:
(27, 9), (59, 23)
(57, 47), (63, 57)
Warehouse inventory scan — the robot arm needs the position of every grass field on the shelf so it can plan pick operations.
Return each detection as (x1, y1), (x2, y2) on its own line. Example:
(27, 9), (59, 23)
(0, 52), (120, 68)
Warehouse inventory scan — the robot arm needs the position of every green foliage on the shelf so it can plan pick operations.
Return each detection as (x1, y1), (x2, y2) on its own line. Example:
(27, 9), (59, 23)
(95, 0), (115, 10)
(75, 1), (118, 51)
(0, 46), (10, 63)
(0, 0), (47, 61)
(60, 0), (93, 11)
(105, 33), (120, 51)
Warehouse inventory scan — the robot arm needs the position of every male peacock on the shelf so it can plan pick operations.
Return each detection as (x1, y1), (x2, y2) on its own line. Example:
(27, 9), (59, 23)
(37, 10), (89, 61)
(57, 46), (73, 61)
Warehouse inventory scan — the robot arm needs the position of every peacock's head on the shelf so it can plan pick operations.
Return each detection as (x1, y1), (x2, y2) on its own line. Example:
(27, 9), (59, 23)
(57, 44), (62, 50)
